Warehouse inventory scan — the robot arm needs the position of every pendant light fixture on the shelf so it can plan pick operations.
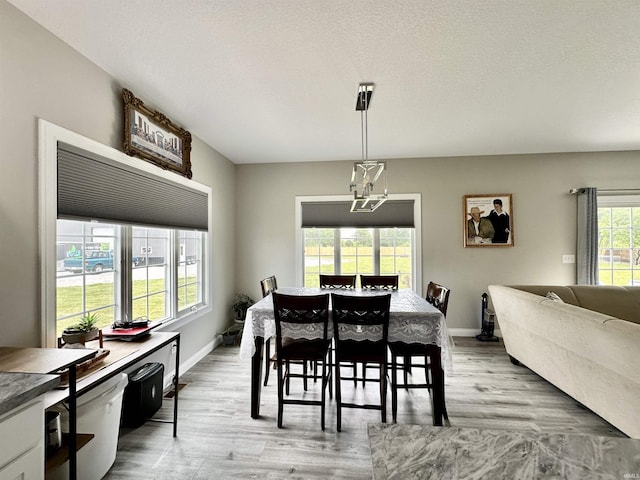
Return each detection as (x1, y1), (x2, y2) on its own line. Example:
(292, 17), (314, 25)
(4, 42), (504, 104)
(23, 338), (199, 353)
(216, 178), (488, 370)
(350, 82), (388, 213)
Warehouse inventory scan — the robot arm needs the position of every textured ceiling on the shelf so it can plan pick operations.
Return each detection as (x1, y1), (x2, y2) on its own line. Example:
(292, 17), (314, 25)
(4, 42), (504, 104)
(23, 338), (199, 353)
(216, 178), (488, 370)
(7, 0), (640, 164)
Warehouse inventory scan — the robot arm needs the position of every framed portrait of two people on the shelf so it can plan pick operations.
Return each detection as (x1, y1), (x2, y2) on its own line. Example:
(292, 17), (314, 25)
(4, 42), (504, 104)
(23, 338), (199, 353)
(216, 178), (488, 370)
(464, 194), (514, 248)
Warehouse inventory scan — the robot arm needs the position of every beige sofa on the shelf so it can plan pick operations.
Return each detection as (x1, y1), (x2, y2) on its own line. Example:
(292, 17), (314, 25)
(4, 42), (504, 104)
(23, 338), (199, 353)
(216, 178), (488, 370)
(488, 284), (640, 438)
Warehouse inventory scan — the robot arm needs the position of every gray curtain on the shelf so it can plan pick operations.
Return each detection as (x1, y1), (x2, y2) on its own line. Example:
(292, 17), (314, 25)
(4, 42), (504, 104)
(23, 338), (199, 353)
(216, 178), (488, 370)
(576, 187), (598, 285)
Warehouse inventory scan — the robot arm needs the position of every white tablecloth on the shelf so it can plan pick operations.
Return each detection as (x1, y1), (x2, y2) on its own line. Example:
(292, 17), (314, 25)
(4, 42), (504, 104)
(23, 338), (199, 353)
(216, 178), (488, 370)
(238, 287), (453, 371)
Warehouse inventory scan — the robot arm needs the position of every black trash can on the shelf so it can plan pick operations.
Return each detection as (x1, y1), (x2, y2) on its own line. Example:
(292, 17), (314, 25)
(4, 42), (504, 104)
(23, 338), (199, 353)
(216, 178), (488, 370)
(122, 362), (164, 427)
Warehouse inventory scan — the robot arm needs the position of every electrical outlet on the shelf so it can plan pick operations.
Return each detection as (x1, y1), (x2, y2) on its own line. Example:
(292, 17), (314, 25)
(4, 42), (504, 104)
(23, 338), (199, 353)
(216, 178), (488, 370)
(562, 254), (575, 264)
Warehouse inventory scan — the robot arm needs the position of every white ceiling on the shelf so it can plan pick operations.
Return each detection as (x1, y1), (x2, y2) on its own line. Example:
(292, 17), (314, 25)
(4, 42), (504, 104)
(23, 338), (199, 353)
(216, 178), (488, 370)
(8, 0), (640, 164)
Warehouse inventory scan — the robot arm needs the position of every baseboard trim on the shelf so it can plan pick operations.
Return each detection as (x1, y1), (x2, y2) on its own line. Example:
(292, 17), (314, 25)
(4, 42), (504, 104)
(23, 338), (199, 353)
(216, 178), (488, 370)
(449, 328), (502, 338)
(181, 339), (216, 375)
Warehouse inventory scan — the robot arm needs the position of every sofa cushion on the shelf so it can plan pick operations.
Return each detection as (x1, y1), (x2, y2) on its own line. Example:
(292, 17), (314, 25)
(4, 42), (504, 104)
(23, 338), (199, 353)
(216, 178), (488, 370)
(509, 285), (579, 305)
(568, 286), (640, 325)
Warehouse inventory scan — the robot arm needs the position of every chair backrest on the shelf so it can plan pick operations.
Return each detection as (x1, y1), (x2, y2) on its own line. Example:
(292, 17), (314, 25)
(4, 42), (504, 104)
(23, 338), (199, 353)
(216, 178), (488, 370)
(319, 274), (357, 289)
(426, 281), (450, 316)
(331, 293), (391, 346)
(272, 293), (330, 351)
(260, 275), (278, 297)
(360, 275), (399, 290)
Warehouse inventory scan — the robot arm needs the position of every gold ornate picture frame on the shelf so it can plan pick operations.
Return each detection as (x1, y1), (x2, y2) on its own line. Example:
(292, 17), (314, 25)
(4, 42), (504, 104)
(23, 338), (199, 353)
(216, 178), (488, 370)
(463, 194), (514, 247)
(122, 88), (192, 178)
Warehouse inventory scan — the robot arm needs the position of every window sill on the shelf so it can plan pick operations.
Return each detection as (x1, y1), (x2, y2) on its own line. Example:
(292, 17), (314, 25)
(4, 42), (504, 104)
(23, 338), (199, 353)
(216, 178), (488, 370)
(155, 304), (211, 332)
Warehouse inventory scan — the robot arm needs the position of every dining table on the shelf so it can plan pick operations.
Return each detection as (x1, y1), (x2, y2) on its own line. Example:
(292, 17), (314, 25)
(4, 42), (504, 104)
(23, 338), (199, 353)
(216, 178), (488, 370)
(238, 287), (452, 426)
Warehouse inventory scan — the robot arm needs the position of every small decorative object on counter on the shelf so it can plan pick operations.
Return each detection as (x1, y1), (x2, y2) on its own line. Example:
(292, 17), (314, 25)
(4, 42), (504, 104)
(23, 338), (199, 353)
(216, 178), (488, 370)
(61, 312), (100, 346)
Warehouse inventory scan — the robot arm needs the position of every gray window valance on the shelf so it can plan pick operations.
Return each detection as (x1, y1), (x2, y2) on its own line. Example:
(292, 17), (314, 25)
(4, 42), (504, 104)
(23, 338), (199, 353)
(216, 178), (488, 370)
(57, 142), (208, 231)
(301, 200), (415, 228)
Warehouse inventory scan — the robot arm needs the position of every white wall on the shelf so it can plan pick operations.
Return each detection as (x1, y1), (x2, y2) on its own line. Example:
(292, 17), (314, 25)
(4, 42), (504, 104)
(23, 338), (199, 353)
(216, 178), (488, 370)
(236, 151), (640, 333)
(0, 1), (236, 360)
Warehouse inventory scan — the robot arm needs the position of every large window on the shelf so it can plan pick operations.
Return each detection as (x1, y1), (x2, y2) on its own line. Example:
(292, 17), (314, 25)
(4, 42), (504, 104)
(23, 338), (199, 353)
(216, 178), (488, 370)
(297, 195), (420, 290)
(40, 121), (211, 347)
(598, 202), (640, 286)
(303, 227), (414, 288)
(56, 219), (206, 336)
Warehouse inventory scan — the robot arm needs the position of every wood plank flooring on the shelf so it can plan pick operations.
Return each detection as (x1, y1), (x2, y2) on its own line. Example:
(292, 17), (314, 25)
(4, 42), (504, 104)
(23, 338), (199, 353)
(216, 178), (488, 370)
(103, 338), (626, 479)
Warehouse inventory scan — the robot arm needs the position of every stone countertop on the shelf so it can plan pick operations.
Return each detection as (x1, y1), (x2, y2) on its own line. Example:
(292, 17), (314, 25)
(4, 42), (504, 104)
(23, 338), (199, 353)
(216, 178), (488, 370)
(0, 372), (60, 417)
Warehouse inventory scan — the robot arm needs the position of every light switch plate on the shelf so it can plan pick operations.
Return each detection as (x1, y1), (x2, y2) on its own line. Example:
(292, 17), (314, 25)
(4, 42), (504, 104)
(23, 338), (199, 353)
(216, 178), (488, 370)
(562, 254), (576, 264)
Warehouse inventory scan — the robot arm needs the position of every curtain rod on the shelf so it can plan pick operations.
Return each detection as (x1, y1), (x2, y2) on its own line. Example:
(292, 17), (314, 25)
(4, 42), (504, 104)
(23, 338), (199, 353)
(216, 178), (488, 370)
(569, 188), (640, 195)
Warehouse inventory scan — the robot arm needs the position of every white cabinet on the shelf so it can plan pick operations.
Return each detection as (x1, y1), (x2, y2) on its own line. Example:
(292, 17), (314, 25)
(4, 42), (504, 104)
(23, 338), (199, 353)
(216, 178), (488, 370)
(0, 397), (44, 480)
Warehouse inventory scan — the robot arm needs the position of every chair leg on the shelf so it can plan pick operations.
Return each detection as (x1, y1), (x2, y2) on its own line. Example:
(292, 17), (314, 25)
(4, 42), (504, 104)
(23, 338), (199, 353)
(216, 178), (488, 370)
(362, 362), (367, 386)
(352, 362), (357, 387)
(303, 361), (308, 391)
(403, 356), (409, 388)
(321, 359), (327, 431)
(335, 360), (342, 432)
(263, 337), (271, 387)
(277, 360), (284, 428)
(380, 362), (387, 423)
(328, 350), (333, 399)
(391, 353), (398, 422)
(285, 360), (291, 395)
(314, 360), (318, 383)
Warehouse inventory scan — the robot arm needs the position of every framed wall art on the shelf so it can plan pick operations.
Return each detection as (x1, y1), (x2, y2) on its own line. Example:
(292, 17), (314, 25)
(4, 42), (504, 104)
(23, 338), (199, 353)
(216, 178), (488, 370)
(463, 194), (514, 247)
(122, 88), (192, 178)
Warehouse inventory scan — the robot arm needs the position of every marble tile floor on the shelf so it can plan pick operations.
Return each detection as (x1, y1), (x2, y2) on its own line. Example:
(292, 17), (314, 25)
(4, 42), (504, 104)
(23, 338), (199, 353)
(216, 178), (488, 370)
(369, 424), (640, 480)
(102, 338), (628, 479)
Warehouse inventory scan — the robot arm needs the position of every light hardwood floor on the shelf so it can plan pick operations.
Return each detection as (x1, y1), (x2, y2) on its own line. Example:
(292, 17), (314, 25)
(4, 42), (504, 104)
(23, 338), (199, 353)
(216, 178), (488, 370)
(104, 338), (625, 479)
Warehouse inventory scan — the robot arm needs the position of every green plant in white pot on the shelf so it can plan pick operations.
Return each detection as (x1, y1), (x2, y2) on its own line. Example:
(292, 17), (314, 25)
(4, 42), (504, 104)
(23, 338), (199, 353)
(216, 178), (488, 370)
(62, 312), (100, 345)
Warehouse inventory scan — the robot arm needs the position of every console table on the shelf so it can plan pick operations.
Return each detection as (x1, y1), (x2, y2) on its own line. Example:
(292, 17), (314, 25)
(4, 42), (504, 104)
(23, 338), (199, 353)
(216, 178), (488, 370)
(44, 331), (181, 437)
(0, 331), (180, 480)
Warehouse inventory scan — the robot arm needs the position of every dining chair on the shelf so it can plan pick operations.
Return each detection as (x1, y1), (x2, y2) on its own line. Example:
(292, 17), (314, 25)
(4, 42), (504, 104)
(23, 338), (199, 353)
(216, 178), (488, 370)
(319, 274), (357, 289)
(272, 292), (332, 430)
(360, 275), (399, 290)
(358, 275), (399, 384)
(318, 274), (358, 385)
(260, 275), (278, 387)
(388, 281), (450, 422)
(331, 292), (391, 431)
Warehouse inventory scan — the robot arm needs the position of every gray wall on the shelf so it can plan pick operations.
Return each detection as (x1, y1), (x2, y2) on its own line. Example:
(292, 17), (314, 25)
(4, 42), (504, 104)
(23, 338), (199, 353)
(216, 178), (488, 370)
(0, 1), (236, 359)
(2, 0), (640, 348)
(236, 151), (640, 332)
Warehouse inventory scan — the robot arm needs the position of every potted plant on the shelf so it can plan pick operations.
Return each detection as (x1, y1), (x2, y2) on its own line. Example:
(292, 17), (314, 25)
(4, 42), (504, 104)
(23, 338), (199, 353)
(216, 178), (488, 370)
(62, 312), (100, 345)
(220, 324), (242, 346)
(232, 293), (255, 321)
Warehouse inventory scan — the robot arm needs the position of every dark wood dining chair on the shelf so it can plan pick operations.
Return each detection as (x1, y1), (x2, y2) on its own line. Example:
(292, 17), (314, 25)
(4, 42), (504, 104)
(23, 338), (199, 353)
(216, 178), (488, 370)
(331, 292), (391, 431)
(260, 275), (278, 386)
(360, 275), (399, 290)
(388, 281), (450, 422)
(358, 275), (398, 384)
(319, 274), (357, 289)
(318, 274), (358, 384)
(273, 292), (332, 430)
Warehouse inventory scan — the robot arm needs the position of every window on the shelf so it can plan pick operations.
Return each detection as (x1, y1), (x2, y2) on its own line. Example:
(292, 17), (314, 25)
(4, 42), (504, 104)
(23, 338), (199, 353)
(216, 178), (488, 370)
(57, 220), (119, 335)
(56, 219), (206, 336)
(296, 195), (421, 290)
(177, 229), (203, 310)
(303, 227), (414, 288)
(132, 226), (170, 322)
(40, 120), (211, 346)
(597, 199), (640, 286)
